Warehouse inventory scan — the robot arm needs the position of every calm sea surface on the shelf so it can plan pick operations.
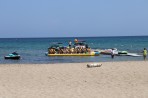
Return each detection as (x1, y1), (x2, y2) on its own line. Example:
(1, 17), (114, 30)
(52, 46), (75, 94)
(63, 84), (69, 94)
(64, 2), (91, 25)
(0, 36), (148, 64)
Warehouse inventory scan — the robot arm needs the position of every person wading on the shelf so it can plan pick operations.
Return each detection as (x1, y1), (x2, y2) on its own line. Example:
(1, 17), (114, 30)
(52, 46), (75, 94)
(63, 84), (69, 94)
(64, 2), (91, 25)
(143, 48), (147, 60)
(111, 49), (115, 59)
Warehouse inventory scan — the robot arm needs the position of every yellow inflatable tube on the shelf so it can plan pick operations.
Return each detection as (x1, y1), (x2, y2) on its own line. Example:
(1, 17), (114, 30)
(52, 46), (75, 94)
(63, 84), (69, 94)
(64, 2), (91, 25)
(48, 52), (99, 56)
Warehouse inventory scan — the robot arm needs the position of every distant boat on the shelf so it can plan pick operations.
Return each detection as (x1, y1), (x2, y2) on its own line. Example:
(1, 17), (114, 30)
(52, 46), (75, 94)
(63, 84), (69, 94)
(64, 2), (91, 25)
(125, 53), (142, 57)
(4, 52), (21, 60)
(100, 48), (118, 55)
(100, 48), (142, 57)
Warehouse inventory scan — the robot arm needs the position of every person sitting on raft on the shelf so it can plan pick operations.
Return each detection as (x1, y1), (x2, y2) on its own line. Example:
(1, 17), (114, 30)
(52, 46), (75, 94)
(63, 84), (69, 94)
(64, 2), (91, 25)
(68, 41), (72, 48)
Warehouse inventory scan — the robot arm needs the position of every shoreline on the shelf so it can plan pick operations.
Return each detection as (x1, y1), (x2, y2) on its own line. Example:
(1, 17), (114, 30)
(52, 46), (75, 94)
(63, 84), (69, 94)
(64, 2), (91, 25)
(0, 59), (147, 64)
(0, 61), (148, 98)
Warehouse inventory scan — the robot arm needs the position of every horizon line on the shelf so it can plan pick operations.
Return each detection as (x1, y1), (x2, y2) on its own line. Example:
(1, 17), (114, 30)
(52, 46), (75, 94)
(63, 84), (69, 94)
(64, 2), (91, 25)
(0, 35), (148, 39)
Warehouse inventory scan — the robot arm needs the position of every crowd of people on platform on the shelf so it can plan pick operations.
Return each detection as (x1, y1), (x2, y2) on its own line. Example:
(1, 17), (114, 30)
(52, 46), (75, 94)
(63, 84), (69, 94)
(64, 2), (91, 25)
(48, 39), (91, 54)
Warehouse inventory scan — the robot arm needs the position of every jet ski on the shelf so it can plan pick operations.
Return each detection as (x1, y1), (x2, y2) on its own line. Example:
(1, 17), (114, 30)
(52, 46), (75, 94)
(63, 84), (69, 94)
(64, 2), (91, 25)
(4, 52), (21, 60)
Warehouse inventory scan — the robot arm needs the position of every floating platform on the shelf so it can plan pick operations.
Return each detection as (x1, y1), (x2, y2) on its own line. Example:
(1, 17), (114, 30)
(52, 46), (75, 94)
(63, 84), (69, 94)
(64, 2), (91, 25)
(46, 52), (100, 56)
(48, 54), (99, 56)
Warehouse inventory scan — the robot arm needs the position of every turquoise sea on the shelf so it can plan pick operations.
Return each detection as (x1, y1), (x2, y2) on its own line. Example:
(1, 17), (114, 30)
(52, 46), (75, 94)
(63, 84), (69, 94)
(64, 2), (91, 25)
(0, 36), (148, 64)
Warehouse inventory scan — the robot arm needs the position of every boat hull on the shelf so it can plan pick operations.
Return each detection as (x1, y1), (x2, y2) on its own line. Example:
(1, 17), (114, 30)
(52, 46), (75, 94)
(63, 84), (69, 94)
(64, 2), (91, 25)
(4, 56), (21, 60)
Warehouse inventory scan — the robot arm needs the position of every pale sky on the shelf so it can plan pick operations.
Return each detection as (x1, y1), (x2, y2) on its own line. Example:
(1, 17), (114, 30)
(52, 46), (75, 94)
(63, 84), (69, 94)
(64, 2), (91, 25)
(0, 0), (148, 38)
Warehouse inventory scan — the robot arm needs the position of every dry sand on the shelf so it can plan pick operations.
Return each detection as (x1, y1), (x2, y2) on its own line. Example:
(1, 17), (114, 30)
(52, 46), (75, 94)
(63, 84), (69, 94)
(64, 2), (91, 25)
(0, 61), (148, 98)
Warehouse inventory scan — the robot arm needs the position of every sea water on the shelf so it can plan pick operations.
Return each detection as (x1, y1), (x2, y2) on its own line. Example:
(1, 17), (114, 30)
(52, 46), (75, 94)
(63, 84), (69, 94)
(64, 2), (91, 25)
(0, 36), (148, 64)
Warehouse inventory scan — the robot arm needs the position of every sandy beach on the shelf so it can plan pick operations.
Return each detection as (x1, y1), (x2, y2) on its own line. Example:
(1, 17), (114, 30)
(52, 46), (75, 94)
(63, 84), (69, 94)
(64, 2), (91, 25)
(0, 61), (148, 98)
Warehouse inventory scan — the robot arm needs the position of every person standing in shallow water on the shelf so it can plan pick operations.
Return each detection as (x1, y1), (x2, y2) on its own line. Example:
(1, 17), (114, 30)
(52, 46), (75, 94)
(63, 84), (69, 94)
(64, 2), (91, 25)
(143, 48), (147, 60)
(111, 49), (115, 59)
